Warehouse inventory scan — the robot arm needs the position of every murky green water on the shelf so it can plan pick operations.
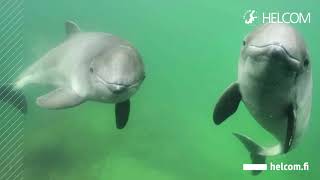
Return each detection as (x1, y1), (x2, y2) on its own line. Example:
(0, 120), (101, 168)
(17, 0), (320, 179)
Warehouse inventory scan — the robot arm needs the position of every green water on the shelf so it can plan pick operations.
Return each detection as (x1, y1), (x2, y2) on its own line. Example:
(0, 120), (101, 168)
(21, 0), (320, 179)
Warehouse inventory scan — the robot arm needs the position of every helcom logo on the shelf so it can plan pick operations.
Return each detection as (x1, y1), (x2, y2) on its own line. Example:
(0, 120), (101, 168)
(243, 10), (311, 25)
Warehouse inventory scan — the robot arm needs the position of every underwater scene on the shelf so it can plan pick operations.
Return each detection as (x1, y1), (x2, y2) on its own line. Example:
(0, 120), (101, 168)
(0, 0), (319, 179)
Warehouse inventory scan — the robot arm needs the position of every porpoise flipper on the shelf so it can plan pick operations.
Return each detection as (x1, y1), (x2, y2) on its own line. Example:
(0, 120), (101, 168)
(233, 133), (265, 175)
(284, 104), (296, 153)
(36, 88), (84, 109)
(115, 99), (130, 129)
(213, 82), (241, 125)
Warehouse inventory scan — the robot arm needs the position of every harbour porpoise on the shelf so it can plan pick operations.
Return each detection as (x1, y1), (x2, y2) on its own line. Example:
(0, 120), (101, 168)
(213, 23), (312, 175)
(0, 21), (145, 129)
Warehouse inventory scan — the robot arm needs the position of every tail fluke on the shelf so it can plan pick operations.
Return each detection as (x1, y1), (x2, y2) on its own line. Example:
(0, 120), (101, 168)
(233, 133), (266, 175)
(0, 84), (27, 113)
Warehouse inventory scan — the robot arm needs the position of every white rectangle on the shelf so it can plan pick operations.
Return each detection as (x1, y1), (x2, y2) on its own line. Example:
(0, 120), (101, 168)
(243, 164), (267, 171)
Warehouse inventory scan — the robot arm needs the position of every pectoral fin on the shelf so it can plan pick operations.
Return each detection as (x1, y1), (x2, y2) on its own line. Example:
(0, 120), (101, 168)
(213, 82), (242, 125)
(36, 88), (84, 109)
(115, 99), (130, 129)
(284, 104), (296, 153)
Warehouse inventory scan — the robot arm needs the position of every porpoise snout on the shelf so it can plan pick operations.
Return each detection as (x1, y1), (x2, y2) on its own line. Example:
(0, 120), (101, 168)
(108, 84), (127, 95)
(246, 43), (302, 72)
(268, 44), (287, 58)
(247, 43), (287, 57)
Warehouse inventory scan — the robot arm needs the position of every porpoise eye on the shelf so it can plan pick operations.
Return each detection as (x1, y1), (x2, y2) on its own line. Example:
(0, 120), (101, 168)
(90, 67), (94, 73)
(304, 59), (309, 67)
(242, 40), (246, 46)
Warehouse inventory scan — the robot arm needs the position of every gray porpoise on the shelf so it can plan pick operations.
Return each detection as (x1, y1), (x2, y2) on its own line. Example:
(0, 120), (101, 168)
(213, 23), (312, 175)
(0, 21), (145, 129)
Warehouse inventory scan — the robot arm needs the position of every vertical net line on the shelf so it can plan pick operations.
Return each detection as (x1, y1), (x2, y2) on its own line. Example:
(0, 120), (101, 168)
(0, 0), (24, 179)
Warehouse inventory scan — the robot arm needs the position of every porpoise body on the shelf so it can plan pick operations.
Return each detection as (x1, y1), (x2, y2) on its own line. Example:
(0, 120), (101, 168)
(213, 23), (312, 174)
(0, 21), (145, 129)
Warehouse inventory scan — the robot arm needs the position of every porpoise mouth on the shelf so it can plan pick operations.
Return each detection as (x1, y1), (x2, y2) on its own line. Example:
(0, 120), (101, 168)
(96, 74), (145, 94)
(247, 43), (302, 71)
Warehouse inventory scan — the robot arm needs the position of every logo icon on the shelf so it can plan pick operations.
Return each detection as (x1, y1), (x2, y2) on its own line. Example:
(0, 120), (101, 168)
(243, 10), (258, 24)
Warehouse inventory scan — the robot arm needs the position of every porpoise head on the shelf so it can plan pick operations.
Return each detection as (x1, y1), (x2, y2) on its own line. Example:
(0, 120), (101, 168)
(89, 45), (145, 103)
(240, 23), (310, 84)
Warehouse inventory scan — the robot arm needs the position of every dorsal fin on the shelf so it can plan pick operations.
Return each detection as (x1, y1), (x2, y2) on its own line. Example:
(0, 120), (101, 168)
(65, 21), (80, 37)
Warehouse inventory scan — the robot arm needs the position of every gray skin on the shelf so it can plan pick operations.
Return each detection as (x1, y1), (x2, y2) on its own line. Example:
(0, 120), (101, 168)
(213, 23), (312, 174)
(14, 21), (145, 129)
